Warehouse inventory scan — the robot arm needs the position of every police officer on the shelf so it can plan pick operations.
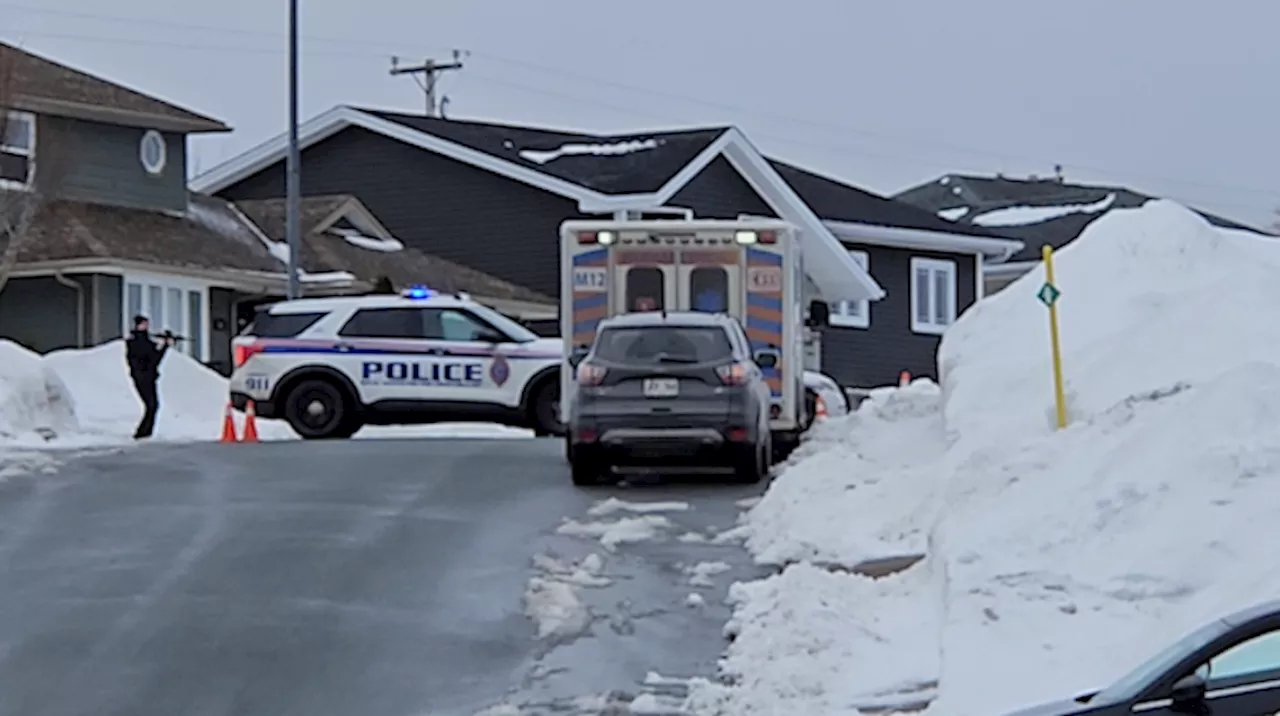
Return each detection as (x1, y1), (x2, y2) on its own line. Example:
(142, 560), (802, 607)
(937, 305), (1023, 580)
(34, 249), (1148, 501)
(125, 315), (174, 439)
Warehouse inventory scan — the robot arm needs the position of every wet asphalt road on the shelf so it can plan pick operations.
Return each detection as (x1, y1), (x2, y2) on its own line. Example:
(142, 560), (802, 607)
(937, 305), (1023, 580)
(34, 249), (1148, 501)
(0, 438), (769, 716)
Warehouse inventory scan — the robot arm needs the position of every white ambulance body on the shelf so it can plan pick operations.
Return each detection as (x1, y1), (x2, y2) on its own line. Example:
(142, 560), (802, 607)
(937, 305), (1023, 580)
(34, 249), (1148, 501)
(559, 218), (813, 440)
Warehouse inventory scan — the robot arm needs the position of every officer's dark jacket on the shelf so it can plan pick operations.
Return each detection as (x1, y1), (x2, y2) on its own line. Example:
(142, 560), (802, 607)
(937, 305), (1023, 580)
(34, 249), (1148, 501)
(126, 330), (168, 381)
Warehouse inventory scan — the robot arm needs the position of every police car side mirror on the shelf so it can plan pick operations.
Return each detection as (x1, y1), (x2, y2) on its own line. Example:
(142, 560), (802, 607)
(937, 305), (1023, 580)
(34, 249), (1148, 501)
(569, 346), (589, 367)
(753, 350), (779, 369)
(806, 300), (830, 328)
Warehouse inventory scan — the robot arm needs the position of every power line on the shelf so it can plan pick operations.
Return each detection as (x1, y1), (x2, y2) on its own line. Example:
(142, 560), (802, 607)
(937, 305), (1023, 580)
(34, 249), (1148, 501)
(390, 51), (465, 117)
(0, 6), (1275, 213)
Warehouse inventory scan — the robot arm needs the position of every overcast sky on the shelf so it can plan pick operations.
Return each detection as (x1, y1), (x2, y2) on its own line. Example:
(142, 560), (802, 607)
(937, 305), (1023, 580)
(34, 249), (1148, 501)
(5, 0), (1277, 229)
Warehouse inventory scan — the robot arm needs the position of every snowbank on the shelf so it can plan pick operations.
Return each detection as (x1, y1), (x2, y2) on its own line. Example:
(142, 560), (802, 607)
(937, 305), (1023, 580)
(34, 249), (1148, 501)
(0, 339), (530, 448)
(690, 201), (1280, 716)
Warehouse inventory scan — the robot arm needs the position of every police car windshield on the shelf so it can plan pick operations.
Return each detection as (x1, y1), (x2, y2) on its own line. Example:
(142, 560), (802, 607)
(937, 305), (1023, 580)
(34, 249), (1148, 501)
(593, 326), (733, 364)
(466, 303), (539, 343)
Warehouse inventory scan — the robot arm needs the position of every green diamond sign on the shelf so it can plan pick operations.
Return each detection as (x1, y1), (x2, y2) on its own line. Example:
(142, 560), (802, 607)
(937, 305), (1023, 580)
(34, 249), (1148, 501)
(1037, 282), (1061, 307)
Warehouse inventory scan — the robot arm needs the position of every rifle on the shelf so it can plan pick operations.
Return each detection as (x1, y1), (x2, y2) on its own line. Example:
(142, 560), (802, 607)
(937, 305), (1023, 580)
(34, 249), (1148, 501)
(148, 330), (189, 343)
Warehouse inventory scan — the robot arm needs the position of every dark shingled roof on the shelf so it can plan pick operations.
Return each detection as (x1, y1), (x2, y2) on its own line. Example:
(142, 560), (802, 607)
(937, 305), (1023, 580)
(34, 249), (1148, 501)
(894, 174), (1275, 262)
(358, 108), (727, 195)
(11, 194), (278, 271)
(0, 42), (228, 133)
(234, 196), (554, 303)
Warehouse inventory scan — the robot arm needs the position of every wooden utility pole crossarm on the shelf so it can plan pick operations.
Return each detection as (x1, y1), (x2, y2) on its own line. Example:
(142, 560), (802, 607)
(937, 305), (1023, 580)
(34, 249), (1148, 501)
(390, 52), (465, 117)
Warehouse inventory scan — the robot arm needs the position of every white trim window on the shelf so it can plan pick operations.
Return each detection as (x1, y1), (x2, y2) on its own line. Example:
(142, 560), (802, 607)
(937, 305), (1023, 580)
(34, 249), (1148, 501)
(910, 257), (958, 335)
(0, 110), (35, 189)
(829, 250), (871, 328)
(139, 130), (167, 175)
(123, 272), (211, 362)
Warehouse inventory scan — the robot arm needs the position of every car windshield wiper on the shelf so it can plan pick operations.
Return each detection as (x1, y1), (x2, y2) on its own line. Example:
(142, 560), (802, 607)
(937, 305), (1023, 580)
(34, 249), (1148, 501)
(654, 354), (700, 363)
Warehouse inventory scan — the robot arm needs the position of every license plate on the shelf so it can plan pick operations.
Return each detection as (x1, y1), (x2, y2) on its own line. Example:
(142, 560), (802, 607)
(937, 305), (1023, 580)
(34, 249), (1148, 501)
(643, 378), (679, 398)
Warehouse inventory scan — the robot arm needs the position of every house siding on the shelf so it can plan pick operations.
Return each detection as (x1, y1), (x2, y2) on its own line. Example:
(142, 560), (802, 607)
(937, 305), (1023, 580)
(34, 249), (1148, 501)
(92, 274), (123, 344)
(40, 116), (187, 213)
(208, 287), (238, 376)
(820, 247), (978, 388)
(666, 156), (775, 219)
(215, 127), (586, 299)
(0, 274), (114, 353)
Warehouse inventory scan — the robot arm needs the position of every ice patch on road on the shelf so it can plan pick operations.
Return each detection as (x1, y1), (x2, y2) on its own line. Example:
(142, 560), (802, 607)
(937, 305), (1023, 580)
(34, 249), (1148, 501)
(523, 576), (591, 641)
(556, 515), (674, 549)
(587, 497), (691, 517)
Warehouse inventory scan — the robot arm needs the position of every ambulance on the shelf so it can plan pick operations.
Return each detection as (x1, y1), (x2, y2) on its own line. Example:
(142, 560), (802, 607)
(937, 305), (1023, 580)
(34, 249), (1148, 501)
(558, 218), (836, 455)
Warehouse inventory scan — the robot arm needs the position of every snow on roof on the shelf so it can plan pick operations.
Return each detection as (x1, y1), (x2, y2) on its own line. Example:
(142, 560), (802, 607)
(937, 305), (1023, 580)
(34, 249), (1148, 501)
(518, 138), (659, 165)
(328, 227), (404, 252)
(936, 206), (969, 220)
(686, 200), (1280, 716)
(968, 192), (1117, 227)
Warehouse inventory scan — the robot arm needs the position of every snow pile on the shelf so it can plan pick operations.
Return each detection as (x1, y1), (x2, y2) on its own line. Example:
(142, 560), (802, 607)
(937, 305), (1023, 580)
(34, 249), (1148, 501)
(689, 201), (1280, 716)
(523, 552), (610, 641)
(0, 341), (78, 445)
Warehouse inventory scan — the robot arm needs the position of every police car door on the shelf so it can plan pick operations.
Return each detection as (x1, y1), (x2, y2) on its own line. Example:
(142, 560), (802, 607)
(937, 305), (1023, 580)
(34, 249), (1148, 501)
(419, 307), (504, 405)
(336, 306), (434, 405)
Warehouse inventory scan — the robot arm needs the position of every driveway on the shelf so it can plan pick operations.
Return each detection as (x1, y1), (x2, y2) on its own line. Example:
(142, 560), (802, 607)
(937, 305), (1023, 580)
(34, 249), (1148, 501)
(0, 437), (768, 716)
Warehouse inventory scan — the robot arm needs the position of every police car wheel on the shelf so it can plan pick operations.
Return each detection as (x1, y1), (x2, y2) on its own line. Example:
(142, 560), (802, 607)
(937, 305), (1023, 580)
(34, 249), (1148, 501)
(530, 380), (563, 437)
(284, 379), (348, 439)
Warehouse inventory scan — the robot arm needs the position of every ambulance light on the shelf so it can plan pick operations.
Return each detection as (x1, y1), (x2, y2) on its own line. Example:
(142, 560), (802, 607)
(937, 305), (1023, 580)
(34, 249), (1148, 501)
(759, 231), (777, 244)
(577, 231), (597, 244)
(734, 230), (758, 244)
(597, 230), (616, 245)
(577, 230), (616, 245)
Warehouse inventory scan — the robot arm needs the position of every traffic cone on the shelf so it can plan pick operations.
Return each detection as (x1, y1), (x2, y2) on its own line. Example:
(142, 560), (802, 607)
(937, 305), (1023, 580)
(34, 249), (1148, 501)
(242, 401), (260, 443)
(899, 370), (911, 387)
(814, 395), (829, 421)
(219, 403), (238, 443)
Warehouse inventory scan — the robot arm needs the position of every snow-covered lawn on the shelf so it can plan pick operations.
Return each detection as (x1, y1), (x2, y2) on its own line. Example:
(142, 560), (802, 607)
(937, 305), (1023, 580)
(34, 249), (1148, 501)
(687, 201), (1280, 716)
(0, 339), (530, 452)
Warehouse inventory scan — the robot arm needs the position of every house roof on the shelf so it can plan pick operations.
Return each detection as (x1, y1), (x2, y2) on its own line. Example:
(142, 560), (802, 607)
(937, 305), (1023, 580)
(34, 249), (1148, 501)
(14, 194), (280, 273)
(0, 42), (228, 134)
(233, 195), (554, 304)
(893, 173), (1274, 262)
(360, 109), (728, 195)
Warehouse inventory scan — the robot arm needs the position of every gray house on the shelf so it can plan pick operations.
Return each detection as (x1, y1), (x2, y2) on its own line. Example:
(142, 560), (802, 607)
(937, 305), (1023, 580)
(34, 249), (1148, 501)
(0, 43), (554, 374)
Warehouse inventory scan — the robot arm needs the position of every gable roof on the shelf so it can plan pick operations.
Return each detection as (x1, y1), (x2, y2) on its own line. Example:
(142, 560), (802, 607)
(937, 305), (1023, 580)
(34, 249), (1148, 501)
(233, 195), (554, 304)
(894, 173), (1273, 262)
(0, 43), (228, 134)
(360, 109), (728, 195)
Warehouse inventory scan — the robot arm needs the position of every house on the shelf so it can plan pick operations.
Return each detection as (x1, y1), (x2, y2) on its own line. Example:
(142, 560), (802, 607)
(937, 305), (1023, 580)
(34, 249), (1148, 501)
(191, 107), (1023, 388)
(0, 44), (556, 375)
(893, 172), (1275, 294)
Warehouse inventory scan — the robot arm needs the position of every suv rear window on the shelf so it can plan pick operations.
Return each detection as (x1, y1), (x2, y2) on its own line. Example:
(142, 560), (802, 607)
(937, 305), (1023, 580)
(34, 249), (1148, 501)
(593, 326), (734, 364)
(242, 311), (327, 338)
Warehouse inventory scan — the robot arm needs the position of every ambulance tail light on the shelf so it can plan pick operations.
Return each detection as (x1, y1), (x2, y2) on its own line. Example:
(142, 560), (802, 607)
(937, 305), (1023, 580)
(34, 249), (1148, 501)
(715, 362), (751, 386)
(759, 230), (777, 244)
(577, 230), (615, 245)
(577, 362), (608, 386)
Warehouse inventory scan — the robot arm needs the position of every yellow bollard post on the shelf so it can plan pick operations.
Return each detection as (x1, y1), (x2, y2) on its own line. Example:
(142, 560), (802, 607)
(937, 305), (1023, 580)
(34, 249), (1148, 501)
(1038, 244), (1068, 430)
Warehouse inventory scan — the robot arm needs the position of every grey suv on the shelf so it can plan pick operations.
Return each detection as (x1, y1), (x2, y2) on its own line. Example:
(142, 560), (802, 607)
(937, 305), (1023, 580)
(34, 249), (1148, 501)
(566, 311), (775, 486)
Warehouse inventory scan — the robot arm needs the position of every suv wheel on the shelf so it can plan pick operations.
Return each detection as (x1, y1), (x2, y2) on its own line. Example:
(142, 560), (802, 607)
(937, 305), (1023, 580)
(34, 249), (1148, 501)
(733, 437), (768, 484)
(283, 379), (350, 440)
(570, 456), (605, 486)
(529, 379), (563, 437)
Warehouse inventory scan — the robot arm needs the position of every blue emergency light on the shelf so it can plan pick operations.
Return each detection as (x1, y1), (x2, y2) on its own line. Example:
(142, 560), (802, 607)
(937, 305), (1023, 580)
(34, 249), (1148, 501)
(403, 286), (434, 299)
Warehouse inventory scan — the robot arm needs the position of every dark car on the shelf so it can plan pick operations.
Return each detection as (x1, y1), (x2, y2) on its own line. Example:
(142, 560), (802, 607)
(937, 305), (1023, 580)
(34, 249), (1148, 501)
(1001, 599), (1280, 716)
(566, 311), (775, 486)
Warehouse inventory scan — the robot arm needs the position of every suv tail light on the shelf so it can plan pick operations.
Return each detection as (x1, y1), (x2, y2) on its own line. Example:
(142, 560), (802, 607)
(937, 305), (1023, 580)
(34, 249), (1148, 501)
(716, 362), (750, 386)
(577, 362), (607, 386)
(234, 341), (264, 368)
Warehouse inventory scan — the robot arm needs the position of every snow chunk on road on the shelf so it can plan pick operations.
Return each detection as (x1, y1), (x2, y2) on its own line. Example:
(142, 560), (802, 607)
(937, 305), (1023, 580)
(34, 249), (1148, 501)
(587, 497), (690, 517)
(523, 576), (591, 641)
(556, 515), (673, 549)
(684, 561), (732, 587)
(742, 379), (946, 568)
(531, 552), (612, 588)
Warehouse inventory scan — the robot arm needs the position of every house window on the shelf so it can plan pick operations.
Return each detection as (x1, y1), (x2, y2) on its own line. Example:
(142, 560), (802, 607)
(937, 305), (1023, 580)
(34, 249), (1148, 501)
(0, 110), (35, 188)
(139, 130), (166, 175)
(910, 257), (957, 335)
(124, 275), (209, 361)
(830, 250), (870, 329)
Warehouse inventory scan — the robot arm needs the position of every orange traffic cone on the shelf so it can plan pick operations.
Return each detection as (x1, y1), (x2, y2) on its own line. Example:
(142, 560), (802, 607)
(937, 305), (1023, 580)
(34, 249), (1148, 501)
(242, 401), (260, 443)
(219, 403), (239, 443)
(899, 370), (911, 387)
(814, 395), (829, 421)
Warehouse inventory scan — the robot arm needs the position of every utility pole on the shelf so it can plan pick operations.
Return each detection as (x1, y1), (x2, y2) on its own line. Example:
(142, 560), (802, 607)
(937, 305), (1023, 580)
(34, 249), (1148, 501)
(390, 51), (465, 117)
(285, 0), (301, 300)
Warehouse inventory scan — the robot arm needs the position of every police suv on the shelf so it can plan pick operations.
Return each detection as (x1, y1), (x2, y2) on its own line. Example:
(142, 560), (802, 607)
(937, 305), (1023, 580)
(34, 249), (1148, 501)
(229, 288), (565, 439)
